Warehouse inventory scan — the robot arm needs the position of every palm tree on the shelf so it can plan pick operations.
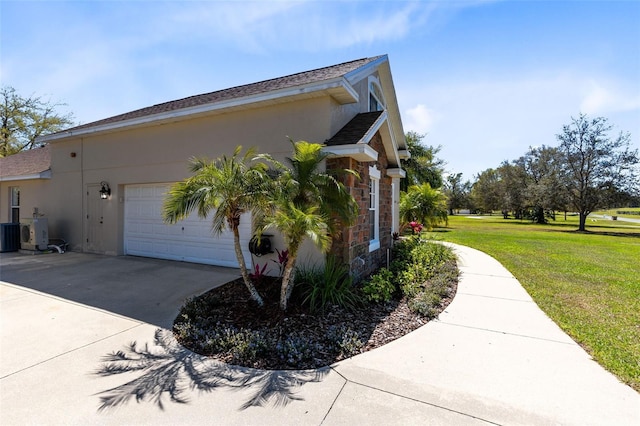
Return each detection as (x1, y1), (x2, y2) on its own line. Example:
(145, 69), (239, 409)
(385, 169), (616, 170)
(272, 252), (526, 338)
(163, 146), (266, 306)
(400, 131), (445, 191)
(400, 183), (449, 232)
(256, 141), (358, 311)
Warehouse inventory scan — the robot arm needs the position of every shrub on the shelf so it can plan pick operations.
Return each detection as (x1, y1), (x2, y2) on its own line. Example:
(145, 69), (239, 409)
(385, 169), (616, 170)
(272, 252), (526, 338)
(398, 263), (432, 296)
(327, 325), (365, 358)
(391, 238), (456, 297)
(276, 333), (319, 366)
(294, 255), (361, 313)
(408, 290), (441, 319)
(362, 268), (395, 303)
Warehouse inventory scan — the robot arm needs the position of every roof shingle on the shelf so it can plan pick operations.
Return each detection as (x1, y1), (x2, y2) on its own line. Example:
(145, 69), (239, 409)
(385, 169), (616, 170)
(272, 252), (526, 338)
(0, 146), (51, 178)
(63, 56), (384, 134)
(326, 111), (385, 146)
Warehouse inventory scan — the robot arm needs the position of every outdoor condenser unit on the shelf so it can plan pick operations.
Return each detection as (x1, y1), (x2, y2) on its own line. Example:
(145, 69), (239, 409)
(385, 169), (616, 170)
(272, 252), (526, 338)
(0, 223), (20, 252)
(20, 218), (49, 251)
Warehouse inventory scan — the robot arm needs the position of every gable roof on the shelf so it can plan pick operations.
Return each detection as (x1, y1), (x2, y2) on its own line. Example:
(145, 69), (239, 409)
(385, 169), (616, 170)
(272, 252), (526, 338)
(39, 55), (388, 142)
(326, 111), (385, 146)
(0, 145), (51, 181)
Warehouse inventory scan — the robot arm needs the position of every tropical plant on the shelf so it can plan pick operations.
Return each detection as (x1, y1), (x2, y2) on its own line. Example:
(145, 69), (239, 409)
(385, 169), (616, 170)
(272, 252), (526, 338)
(399, 183), (449, 231)
(400, 131), (445, 191)
(361, 268), (395, 303)
(255, 140), (358, 310)
(294, 255), (361, 313)
(163, 146), (267, 306)
(249, 263), (269, 286)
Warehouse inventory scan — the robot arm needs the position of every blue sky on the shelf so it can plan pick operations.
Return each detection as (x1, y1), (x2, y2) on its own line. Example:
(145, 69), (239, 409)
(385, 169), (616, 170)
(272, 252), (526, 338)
(2, 0), (639, 180)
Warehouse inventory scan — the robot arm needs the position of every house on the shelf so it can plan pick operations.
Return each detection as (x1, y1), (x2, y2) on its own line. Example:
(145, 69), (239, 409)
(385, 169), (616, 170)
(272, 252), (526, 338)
(0, 55), (408, 277)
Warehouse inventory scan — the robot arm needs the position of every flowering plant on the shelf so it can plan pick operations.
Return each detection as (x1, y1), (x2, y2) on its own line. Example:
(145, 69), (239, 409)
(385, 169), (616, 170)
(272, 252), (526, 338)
(409, 221), (423, 234)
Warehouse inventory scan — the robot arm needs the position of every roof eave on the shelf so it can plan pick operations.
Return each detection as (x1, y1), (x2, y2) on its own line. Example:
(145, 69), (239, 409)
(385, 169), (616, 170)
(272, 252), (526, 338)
(376, 59), (406, 153)
(323, 144), (378, 162)
(38, 77), (359, 143)
(0, 170), (52, 182)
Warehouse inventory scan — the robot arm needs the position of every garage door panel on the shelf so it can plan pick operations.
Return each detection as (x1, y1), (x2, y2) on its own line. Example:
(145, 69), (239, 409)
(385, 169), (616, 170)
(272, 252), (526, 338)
(124, 184), (251, 268)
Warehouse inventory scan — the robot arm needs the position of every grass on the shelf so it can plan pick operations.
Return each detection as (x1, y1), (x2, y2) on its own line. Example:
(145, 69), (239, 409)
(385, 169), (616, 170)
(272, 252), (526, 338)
(428, 214), (640, 392)
(593, 207), (640, 220)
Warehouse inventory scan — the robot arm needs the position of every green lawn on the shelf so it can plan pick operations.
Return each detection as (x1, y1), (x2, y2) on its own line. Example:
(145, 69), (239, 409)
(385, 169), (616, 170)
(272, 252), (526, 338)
(593, 207), (640, 220)
(429, 215), (640, 392)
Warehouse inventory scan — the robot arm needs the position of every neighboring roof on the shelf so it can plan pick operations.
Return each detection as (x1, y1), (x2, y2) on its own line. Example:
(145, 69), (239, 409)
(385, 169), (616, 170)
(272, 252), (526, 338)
(40, 55), (387, 142)
(0, 145), (51, 181)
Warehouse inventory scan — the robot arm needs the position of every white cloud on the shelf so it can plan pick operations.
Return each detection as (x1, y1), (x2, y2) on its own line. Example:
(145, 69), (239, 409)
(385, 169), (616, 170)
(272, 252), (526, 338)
(169, 1), (431, 52)
(404, 104), (440, 135)
(580, 80), (640, 115)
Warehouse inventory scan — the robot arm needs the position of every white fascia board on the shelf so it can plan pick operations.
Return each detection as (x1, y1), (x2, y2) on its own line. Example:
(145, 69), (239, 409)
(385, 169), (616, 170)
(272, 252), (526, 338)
(39, 78), (359, 143)
(378, 118), (401, 167)
(376, 60), (406, 153)
(344, 55), (388, 85)
(361, 110), (388, 144)
(323, 144), (378, 162)
(386, 168), (406, 178)
(398, 149), (411, 160)
(0, 170), (52, 182)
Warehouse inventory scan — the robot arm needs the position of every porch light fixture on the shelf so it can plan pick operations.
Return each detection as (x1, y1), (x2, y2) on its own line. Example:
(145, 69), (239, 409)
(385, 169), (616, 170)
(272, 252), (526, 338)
(99, 181), (111, 199)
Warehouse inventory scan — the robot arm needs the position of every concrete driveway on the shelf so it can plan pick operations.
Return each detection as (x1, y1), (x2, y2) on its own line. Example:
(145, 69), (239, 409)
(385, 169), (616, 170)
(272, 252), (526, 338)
(1, 248), (639, 425)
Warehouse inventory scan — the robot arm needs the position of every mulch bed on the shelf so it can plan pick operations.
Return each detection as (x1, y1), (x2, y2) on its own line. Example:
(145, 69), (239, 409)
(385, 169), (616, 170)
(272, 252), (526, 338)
(173, 260), (458, 370)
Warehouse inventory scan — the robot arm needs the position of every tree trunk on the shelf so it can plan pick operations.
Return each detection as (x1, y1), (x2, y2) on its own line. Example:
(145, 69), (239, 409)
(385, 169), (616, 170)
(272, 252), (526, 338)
(279, 250), (298, 311)
(578, 212), (587, 231)
(232, 226), (264, 306)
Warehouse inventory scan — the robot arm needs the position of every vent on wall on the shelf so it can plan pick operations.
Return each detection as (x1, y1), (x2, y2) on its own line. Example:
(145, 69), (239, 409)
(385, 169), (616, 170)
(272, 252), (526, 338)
(20, 218), (49, 251)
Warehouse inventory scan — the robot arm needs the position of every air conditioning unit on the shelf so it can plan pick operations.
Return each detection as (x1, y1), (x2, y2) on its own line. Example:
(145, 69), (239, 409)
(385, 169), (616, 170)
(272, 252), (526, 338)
(20, 218), (49, 251)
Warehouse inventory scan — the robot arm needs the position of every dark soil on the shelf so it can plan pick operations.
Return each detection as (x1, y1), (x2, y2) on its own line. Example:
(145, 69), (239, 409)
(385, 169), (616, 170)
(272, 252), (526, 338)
(173, 260), (458, 370)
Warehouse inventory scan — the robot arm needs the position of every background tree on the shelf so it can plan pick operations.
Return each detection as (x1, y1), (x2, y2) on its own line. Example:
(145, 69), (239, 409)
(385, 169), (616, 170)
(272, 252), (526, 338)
(517, 145), (565, 223)
(470, 168), (502, 214)
(1, 86), (74, 157)
(163, 147), (267, 306)
(256, 141), (358, 311)
(556, 114), (639, 231)
(399, 183), (448, 231)
(400, 131), (445, 191)
(443, 172), (471, 215)
(496, 161), (527, 219)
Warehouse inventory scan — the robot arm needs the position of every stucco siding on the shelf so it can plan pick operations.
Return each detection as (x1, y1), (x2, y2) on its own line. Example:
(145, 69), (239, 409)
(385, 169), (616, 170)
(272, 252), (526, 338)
(42, 96), (335, 256)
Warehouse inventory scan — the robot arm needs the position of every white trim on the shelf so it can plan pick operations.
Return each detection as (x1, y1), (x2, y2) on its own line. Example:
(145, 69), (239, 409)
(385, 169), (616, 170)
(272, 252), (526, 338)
(344, 55), (388, 85)
(323, 144), (378, 162)
(386, 168), (406, 178)
(368, 76), (386, 112)
(398, 149), (411, 160)
(0, 170), (51, 182)
(368, 165), (380, 253)
(38, 78), (359, 143)
(362, 110), (388, 144)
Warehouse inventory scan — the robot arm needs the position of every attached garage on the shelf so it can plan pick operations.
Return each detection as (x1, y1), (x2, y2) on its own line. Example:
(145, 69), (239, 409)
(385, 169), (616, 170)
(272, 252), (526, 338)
(124, 183), (252, 268)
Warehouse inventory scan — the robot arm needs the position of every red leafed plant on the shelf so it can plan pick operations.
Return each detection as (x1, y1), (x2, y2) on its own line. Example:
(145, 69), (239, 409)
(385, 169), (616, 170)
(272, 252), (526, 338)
(272, 248), (289, 278)
(249, 263), (269, 285)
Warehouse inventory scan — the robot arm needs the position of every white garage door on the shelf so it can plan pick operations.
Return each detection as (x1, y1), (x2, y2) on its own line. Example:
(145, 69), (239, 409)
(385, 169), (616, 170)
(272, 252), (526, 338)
(124, 183), (252, 268)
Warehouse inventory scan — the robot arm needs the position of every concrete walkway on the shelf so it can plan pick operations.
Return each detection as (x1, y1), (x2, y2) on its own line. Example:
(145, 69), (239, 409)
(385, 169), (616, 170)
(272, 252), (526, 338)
(1, 245), (638, 425)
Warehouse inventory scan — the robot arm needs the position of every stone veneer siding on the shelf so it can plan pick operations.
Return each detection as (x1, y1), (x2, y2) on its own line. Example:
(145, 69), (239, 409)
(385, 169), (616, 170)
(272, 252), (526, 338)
(326, 131), (393, 281)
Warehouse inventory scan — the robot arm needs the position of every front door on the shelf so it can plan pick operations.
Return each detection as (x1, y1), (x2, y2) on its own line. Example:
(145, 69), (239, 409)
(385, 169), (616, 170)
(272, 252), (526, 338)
(85, 184), (104, 253)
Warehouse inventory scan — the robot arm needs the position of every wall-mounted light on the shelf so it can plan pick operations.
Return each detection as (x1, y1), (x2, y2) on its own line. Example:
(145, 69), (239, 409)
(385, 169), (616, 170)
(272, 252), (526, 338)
(99, 181), (111, 199)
